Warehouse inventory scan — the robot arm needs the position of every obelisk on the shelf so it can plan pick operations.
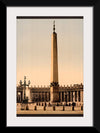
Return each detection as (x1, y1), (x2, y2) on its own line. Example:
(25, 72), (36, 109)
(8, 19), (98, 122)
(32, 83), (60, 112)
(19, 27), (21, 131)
(50, 21), (59, 103)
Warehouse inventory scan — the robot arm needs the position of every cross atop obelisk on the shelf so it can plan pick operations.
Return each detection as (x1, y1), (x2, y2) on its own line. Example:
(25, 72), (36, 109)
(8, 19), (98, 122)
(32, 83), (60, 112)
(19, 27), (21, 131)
(50, 21), (59, 103)
(53, 20), (55, 32)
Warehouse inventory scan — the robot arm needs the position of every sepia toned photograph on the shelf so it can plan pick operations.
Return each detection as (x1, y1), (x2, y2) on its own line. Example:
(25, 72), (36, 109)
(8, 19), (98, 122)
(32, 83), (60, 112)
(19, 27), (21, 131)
(16, 17), (83, 116)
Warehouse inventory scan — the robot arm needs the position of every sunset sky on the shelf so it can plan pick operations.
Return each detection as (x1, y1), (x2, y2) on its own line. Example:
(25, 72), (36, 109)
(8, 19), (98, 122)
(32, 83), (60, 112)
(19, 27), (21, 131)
(17, 18), (83, 87)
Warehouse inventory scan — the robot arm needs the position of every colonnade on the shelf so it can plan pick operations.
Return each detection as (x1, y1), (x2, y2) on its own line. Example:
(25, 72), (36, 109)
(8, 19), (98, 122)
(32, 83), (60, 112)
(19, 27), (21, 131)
(17, 90), (83, 103)
(31, 92), (50, 102)
(59, 90), (83, 103)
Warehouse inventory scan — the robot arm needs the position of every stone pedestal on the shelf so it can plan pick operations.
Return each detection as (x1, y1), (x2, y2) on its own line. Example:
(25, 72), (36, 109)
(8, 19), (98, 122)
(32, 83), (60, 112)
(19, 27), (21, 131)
(21, 103), (29, 110)
(50, 86), (59, 103)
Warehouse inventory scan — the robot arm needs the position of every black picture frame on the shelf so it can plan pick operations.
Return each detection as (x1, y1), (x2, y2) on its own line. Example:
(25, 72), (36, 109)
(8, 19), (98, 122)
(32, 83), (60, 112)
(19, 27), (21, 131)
(0, 0), (100, 131)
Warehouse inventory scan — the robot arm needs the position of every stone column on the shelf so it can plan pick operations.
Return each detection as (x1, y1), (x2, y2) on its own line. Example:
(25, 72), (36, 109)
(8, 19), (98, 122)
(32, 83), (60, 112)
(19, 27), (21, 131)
(29, 90), (31, 102)
(39, 92), (40, 102)
(20, 94), (21, 102)
(80, 91), (83, 102)
(43, 92), (45, 102)
(65, 92), (67, 102)
(64, 92), (65, 102)
(70, 91), (72, 102)
(73, 91), (75, 102)
(69, 92), (70, 102)
(41, 92), (43, 102)
(82, 91), (83, 102)
(67, 92), (69, 102)
(49, 92), (50, 101)
(77, 91), (79, 102)
(60, 92), (62, 102)
(20, 92), (22, 102)
(22, 90), (24, 101)
(47, 92), (49, 101)
(43, 92), (45, 101)
(45, 92), (47, 101)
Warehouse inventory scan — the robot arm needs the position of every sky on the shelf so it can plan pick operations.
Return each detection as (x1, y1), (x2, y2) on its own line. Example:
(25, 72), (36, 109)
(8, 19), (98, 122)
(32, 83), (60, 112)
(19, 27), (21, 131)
(17, 18), (83, 87)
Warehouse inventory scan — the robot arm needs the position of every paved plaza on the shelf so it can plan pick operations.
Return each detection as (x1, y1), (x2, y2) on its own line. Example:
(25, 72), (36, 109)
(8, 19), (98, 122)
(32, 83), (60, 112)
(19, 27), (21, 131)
(17, 103), (83, 116)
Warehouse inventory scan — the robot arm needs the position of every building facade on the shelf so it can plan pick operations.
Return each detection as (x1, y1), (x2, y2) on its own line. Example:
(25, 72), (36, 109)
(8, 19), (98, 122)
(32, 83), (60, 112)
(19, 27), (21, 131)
(17, 83), (83, 106)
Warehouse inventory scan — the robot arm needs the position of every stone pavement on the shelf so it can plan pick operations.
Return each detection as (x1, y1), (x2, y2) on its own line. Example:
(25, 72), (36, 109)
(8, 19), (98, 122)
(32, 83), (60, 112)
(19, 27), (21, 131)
(17, 110), (83, 115)
(17, 103), (83, 116)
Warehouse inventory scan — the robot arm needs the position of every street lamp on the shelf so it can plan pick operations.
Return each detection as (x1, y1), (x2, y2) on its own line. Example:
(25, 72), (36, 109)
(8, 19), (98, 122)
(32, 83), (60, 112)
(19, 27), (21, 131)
(19, 76), (31, 102)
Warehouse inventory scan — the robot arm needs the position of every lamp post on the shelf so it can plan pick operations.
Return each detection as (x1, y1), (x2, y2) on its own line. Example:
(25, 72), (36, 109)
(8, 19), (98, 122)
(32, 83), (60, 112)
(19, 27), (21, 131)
(19, 76), (30, 102)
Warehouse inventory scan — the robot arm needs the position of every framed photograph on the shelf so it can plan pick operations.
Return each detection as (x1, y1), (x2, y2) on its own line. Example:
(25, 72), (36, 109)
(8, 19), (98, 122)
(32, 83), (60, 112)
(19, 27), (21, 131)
(16, 16), (84, 119)
(0, 0), (100, 131)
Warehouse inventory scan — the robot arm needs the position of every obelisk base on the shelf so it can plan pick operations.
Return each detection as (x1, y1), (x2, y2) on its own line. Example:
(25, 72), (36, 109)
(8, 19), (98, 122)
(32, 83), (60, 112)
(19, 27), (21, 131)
(50, 86), (59, 103)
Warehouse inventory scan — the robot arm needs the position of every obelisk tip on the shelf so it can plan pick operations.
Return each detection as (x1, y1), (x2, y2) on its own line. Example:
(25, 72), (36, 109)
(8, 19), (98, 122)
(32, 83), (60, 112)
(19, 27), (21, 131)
(53, 20), (55, 32)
